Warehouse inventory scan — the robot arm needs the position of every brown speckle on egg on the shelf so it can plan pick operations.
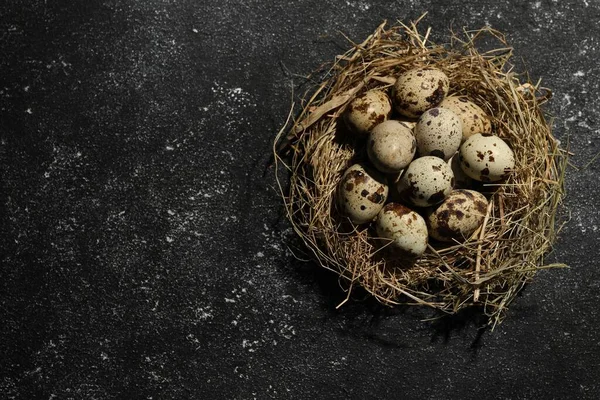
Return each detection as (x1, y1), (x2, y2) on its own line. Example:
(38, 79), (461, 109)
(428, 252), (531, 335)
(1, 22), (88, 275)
(438, 96), (492, 141)
(459, 133), (515, 182)
(397, 156), (454, 207)
(414, 107), (462, 161)
(392, 68), (449, 118)
(344, 90), (392, 135)
(338, 164), (389, 224)
(427, 189), (489, 242)
(376, 203), (428, 258)
(367, 120), (416, 173)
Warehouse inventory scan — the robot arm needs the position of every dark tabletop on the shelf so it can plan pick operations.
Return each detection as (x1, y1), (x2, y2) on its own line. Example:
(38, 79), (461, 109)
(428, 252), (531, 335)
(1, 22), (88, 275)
(1, 1), (599, 399)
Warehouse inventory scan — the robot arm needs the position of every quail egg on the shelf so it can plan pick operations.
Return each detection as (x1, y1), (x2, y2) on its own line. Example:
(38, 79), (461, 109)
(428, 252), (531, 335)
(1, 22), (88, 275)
(338, 163), (389, 224)
(438, 96), (492, 141)
(414, 107), (462, 160)
(459, 133), (515, 182)
(367, 120), (416, 173)
(397, 156), (454, 207)
(344, 89), (392, 135)
(392, 67), (450, 118)
(376, 203), (428, 258)
(427, 189), (489, 242)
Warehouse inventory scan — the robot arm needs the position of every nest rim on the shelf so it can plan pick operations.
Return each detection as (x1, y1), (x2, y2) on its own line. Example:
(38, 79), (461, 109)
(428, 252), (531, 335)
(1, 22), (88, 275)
(274, 17), (568, 329)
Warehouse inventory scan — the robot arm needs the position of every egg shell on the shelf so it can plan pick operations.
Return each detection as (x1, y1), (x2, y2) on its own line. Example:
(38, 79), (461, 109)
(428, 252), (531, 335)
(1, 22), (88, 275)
(459, 133), (515, 182)
(399, 120), (416, 130)
(376, 203), (428, 258)
(338, 163), (389, 224)
(344, 90), (392, 135)
(438, 96), (492, 141)
(414, 107), (462, 160)
(427, 189), (489, 242)
(397, 156), (454, 207)
(448, 153), (473, 189)
(367, 120), (416, 173)
(392, 68), (450, 118)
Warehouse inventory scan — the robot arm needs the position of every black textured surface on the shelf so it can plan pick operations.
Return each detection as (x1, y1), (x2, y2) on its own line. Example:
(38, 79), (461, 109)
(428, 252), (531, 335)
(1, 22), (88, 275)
(2, 1), (599, 399)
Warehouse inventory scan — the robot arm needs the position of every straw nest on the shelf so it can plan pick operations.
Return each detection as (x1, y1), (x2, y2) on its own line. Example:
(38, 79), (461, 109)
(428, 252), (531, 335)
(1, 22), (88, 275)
(274, 17), (567, 328)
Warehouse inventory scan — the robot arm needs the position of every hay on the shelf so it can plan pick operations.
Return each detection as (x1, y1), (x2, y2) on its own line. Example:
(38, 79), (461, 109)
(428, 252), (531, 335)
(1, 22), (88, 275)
(273, 17), (567, 329)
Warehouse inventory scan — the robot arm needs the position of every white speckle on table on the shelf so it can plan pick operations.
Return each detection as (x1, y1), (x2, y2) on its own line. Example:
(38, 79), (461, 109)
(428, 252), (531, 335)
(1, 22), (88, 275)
(564, 110), (581, 123)
(330, 356), (348, 367)
(205, 82), (256, 113)
(194, 306), (213, 321)
(224, 298), (236, 303)
(186, 333), (201, 349)
(345, 0), (370, 11)
(279, 324), (295, 339)
(221, 150), (235, 160)
(578, 220), (598, 234)
(242, 339), (259, 352)
(26, 108), (32, 114)
(281, 294), (298, 303)
(574, 70), (585, 77)
(41, 145), (85, 181)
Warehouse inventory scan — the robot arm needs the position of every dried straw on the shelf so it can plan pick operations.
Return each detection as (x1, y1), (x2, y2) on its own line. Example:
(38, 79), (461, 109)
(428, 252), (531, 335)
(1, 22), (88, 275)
(273, 17), (567, 328)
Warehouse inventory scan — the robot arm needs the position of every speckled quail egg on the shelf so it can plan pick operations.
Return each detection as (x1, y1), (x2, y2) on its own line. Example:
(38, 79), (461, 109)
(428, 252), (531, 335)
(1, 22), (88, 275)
(459, 133), (515, 182)
(448, 153), (473, 189)
(338, 163), (389, 224)
(344, 89), (392, 135)
(438, 96), (492, 141)
(427, 189), (489, 242)
(392, 67), (450, 118)
(397, 156), (454, 207)
(414, 107), (462, 160)
(367, 120), (416, 173)
(376, 203), (428, 258)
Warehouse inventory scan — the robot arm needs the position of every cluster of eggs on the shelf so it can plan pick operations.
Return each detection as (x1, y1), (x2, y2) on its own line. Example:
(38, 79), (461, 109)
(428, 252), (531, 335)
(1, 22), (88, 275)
(337, 67), (515, 260)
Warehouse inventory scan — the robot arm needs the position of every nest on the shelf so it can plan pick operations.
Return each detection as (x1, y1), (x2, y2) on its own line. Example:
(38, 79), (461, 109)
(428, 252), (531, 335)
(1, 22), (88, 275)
(274, 17), (567, 328)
